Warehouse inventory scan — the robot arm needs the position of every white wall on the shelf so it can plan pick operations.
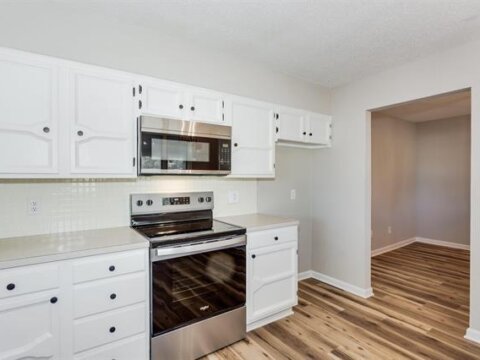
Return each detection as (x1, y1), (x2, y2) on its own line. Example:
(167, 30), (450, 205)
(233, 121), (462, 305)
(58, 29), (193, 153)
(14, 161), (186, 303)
(0, 4), (330, 240)
(313, 39), (480, 334)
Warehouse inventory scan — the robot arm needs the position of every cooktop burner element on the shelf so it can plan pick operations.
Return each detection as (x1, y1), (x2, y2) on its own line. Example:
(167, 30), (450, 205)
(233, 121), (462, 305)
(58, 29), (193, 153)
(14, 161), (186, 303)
(130, 192), (246, 248)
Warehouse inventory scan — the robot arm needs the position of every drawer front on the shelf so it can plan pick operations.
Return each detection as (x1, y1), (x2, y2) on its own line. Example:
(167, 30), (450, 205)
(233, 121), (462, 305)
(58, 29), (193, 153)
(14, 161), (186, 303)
(74, 272), (147, 318)
(73, 250), (145, 284)
(74, 303), (146, 353)
(247, 226), (297, 250)
(75, 334), (147, 360)
(0, 263), (59, 299)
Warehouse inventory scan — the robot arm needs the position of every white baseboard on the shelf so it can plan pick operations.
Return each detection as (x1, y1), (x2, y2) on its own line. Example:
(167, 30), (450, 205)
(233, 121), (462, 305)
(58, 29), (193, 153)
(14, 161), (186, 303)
(309, 271), (374, 298)
(247, 309), (293, 332)
(465, 328), (480, 344)
(415, 237), (470, 250)
(298, 270), (313, 281)
(371, 237), (416, 257)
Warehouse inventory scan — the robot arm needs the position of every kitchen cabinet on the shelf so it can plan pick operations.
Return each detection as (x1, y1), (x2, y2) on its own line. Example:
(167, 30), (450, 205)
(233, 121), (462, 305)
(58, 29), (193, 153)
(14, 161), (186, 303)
(246, 225), (298, 331)
(138, 78), (226, 124)
(227, 96), (275, 177)
(67, 65), (137, 175)
(0, 50), (59, 175)
(306, 112), (332, 145)
(275, 106), (306, 143)
(0, 248), (149, 360)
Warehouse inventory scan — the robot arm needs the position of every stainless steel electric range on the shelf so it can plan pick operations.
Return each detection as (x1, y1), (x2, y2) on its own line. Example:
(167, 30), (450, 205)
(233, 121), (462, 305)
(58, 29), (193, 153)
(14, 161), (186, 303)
(130, 191), (246, 360)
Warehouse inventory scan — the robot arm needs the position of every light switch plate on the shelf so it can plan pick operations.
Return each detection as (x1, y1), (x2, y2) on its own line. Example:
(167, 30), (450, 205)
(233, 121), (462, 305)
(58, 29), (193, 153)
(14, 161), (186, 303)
(228, 190), (240, 204)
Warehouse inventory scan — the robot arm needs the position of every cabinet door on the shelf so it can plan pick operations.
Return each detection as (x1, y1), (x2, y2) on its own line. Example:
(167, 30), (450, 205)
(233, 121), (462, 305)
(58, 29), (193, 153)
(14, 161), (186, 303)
(228, 97), (275, 177)
(247, 242), (297, 324)
(0, 51), (59, 175)
(275, 106), (306, 143)
(0, 291), (60, 360)
(187, 89), (225, 124)
(139, 79), (186, 120)
(68, 66), (136, 175)
(306, 113), (332, 145)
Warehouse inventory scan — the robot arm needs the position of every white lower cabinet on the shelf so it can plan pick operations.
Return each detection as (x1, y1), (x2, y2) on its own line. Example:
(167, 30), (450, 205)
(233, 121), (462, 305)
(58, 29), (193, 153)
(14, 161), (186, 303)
(246, 226), (298, 331)
(0, 248), (149, 360)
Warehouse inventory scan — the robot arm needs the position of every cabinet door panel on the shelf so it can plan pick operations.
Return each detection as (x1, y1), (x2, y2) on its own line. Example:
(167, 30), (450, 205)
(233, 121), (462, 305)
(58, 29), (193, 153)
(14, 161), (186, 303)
(141, 79), (185, 119)
(247, 242), (297, 323)
(0, 291), (60, 360)
(69, 68), (135, 175)
(229, 97), (275, 177)
(307, 113), (331, 145)
(188, 90), (224, 124)
(0, 53), (58, 174)
(275, 107), (306, 143)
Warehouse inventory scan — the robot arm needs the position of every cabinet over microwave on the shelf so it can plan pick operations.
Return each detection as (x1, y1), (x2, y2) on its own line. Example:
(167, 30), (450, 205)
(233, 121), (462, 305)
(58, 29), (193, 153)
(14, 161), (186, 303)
(138, 116), (232, 175)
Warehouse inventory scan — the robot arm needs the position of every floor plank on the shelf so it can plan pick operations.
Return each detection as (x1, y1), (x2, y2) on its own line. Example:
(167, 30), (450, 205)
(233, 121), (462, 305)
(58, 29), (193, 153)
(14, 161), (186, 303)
(205, 243), (480, 359)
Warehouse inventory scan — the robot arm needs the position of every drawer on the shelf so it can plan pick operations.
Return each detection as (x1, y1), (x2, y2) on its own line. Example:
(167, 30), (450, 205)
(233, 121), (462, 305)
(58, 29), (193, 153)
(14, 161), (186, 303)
(74, 272), (147, 318)
(75, 334), (147, 360)
(0, 263), (59, 299)
(247, 226), (297, 250)
(73, 250), (145, 284)
(74, 303), (146, 353)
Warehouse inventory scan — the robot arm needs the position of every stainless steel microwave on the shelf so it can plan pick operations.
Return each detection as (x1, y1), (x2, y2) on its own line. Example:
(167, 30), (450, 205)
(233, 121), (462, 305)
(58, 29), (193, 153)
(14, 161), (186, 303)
(138, 116), (232, 175)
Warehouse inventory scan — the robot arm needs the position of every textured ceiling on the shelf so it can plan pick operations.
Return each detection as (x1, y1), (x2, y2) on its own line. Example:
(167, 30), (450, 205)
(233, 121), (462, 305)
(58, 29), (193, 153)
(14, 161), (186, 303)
(5, 0), (480, 87)
(377, 90), (471, 122)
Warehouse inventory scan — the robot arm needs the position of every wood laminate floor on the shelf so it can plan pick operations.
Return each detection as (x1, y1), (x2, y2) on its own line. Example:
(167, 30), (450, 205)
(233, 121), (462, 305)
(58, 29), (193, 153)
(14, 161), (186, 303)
(205, 243), (480, 359)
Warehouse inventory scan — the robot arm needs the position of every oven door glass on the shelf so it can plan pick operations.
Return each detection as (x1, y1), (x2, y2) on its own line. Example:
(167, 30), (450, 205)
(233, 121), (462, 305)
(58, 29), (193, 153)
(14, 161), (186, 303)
(151, 245), (246, 336)
(140, 132), (229, 173)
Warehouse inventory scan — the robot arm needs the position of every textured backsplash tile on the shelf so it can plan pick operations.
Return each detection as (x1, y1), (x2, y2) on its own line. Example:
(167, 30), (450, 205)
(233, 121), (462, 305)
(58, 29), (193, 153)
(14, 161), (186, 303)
(0, 177), (257, 238)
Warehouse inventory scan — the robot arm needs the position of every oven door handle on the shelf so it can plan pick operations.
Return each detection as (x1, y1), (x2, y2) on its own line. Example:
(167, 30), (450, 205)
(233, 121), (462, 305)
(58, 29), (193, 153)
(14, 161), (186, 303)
(151, 235), (246, 261)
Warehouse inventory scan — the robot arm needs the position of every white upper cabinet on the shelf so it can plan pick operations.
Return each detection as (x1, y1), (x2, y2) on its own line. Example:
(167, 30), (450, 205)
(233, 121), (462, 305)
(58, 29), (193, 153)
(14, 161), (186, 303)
(227, 97), (275, 177)
(137, 79), (185, 120)
(275, 106), (306, 143)
(306, 112), (332, 145)
(0, 50), (59, 175)
(67, 66), (137, 175)
(138, 78), (226, 124)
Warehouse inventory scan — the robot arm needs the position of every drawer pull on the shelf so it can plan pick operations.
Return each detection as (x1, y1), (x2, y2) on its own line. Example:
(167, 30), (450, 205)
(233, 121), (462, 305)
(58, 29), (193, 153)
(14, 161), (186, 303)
(274, 236), (279, 241)
(110, 293), (117, 300)
(109, 326), (116, 333)
(109, 265), (115, 272)
(6, 283), (15, 291)
(50, 297), (58, 304)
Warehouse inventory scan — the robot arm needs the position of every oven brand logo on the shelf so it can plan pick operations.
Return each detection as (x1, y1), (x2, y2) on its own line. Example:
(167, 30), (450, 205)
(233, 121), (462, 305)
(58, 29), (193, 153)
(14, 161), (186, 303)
(200, 305), (210, 311)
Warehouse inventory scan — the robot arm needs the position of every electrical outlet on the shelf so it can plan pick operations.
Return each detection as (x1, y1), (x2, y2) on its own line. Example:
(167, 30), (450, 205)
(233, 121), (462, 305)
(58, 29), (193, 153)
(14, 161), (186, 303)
(228, 190), (239, 204)
(28, 199), (41, 215)
(387, 226), (392, 234)
(290, 189), (296, 200)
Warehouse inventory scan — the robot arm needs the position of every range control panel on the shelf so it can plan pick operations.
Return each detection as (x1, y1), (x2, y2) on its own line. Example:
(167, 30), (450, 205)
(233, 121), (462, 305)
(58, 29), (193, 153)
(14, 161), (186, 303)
(131, 191), (214, 215)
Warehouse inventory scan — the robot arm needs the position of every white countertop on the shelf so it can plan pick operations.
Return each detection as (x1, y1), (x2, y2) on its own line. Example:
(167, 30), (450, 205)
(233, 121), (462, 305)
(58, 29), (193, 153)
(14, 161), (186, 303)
(0, 227), (149, 269)
(217, 213), (299, 232)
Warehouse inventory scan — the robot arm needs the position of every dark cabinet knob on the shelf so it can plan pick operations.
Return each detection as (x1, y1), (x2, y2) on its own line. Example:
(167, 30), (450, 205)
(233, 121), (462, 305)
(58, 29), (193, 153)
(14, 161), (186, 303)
(190, 106), (195, 111)
(110, 293), (116, 300)
(109, 326), (116, 333)
(50, 297), (58, 304)
(179, 104), (184, 109)
(251, 254), (256, 259)
(109, 265), (115, 272)
(234, 143), (238, 147)
(139, 100), (142, 109)
(77, 130), (84, 137)
(6, 283), (15, 291)
(309, 133), (312, 136)
(43, 127), (50, 133)
(303, 132), (306, 135)
(274, 236), (279, 241)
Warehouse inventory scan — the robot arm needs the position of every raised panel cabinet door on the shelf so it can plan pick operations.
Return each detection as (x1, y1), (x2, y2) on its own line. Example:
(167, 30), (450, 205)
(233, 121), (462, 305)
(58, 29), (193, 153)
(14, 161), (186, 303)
(247, 242), (297, 324)
(0, 291), (61, 360)
(68, 67), (136, 175)
(0, 51), (59, 175)
(228, 97), (275, 177)
(139, 79), (186, 120)
(306, 113), (332, 145)
(187, 89), (225, 124)
(275, 106), (306, 143)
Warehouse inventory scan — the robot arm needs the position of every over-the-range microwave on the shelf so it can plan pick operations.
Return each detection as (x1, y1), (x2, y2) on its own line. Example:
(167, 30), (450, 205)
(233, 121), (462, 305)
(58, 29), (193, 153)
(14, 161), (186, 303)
(138, 116), (232, 176)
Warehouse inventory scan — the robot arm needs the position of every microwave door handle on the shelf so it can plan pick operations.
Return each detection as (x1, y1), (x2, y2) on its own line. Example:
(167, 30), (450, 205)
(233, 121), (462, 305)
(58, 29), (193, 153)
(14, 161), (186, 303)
(152, 235), (246, 261)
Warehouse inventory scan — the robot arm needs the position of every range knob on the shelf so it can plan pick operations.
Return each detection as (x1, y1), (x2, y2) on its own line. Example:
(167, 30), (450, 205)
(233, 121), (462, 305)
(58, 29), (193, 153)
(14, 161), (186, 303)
(198, 197), (204, 203)
(206, 196), (212, 203)
(146, 200), (153, 206)
(136, 200), (143, 207)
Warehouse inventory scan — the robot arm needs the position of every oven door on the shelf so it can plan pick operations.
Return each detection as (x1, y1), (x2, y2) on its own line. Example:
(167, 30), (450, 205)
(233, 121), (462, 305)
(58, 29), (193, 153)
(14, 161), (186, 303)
(139, 131), (231, 175)
(150, 235), (246, 336)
